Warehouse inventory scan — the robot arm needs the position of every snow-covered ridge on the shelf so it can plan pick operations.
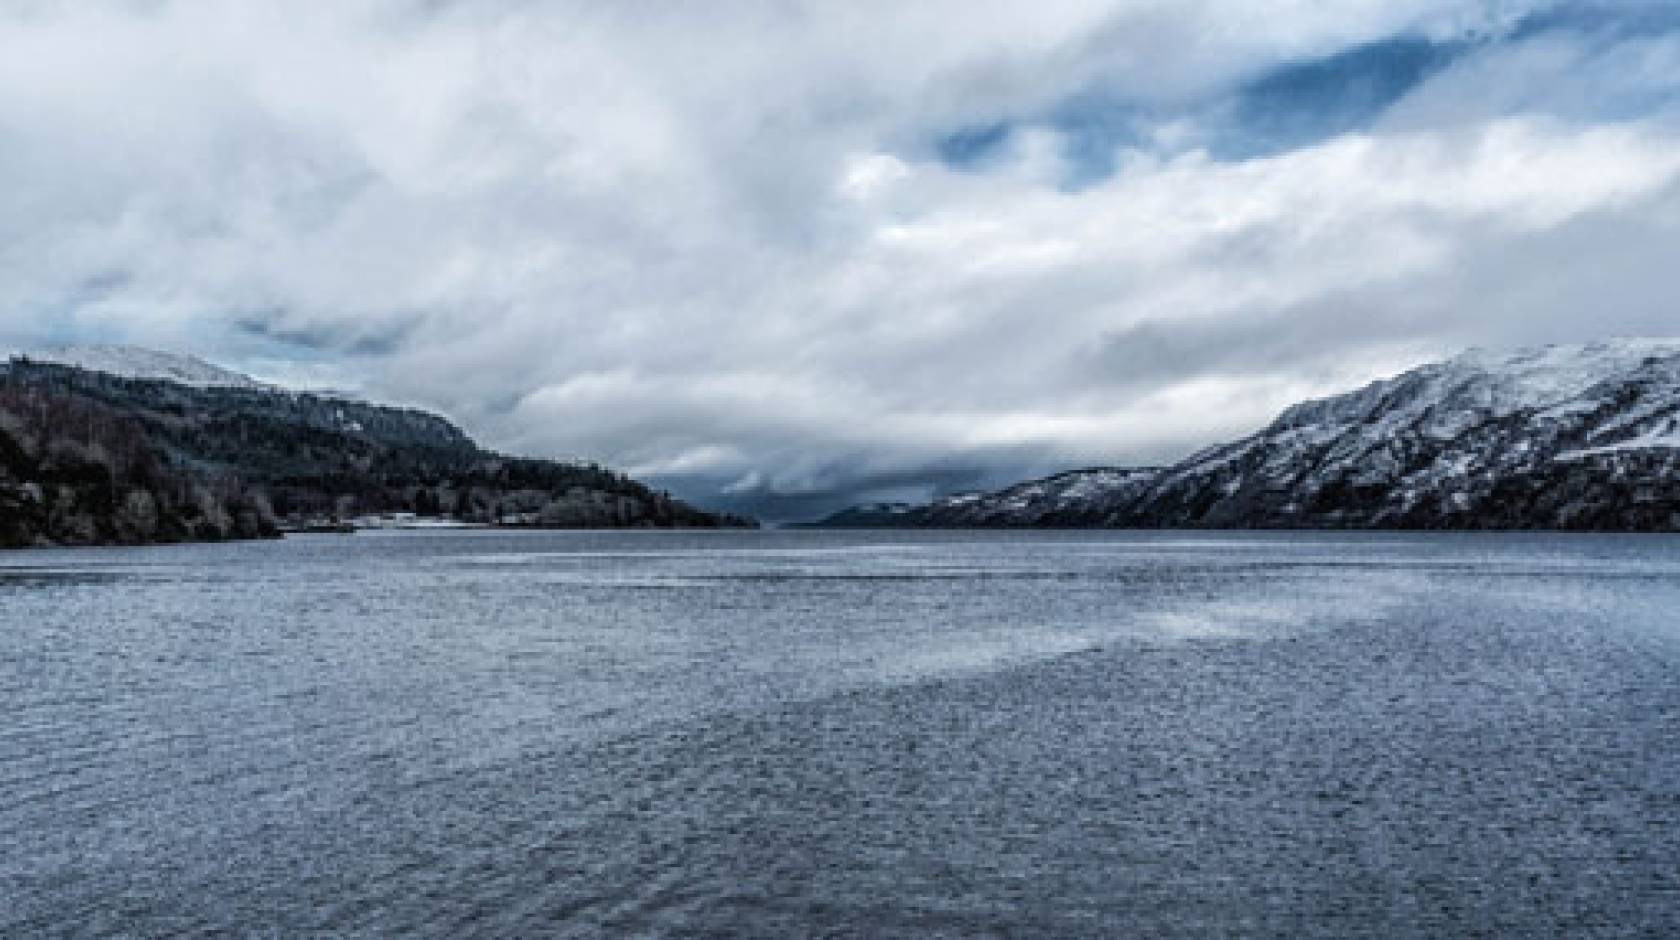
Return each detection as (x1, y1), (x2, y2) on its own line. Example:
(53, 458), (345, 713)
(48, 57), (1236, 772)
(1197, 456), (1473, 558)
(1273, 338), (1680, 433)
(1149, 339), (1680, 528)
(6, 344), (274, 390)
(1245, 339), (1680, 463)
(829, 339), (1680, 531)
(908, 467), (1163, 526)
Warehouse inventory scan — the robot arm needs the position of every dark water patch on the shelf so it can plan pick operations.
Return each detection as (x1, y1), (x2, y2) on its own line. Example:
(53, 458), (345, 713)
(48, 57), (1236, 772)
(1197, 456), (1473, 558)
(0, 569), (134, 589)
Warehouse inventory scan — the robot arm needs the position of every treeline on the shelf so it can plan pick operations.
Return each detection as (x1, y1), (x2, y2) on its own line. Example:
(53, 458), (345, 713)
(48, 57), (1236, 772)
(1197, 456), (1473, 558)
(0, 380), (277, 547)
(0, 360), (750, 547)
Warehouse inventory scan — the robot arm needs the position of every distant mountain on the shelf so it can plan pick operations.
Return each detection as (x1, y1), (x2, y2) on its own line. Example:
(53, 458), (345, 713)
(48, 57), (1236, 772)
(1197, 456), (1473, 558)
(916, 468), (1164, 527)
(796, 501), (927, 528)
(0, 352), (752, 548)
(812, 340), (1680, 531)
(804, 469), (1164, 529)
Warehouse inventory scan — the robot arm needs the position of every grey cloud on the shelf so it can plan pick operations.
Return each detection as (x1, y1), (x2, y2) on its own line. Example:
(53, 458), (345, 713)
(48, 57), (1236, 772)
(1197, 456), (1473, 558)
(1, 0), (1677, 523)
(235, 311), (423, 357)
(1087, 168), (1680, 389)
(658, 452), (1067, 525)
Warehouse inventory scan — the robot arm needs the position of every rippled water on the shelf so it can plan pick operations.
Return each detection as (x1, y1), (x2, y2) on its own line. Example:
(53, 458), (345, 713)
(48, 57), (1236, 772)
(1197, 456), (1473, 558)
(3, 530), (1678, 937)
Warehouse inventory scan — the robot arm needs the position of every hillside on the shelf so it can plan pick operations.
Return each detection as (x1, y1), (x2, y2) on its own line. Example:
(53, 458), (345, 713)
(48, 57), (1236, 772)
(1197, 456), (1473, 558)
(0, 354), (750, 547)
(814, 340), (1680, 531)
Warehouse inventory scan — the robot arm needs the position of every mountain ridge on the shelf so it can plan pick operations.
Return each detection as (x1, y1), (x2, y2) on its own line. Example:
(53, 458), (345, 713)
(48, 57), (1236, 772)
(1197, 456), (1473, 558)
(811, 339), (1680, 531)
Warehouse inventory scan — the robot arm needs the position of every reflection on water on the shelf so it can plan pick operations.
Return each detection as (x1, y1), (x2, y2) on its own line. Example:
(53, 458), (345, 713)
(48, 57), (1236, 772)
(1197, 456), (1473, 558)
(3, 530), (1679, 937)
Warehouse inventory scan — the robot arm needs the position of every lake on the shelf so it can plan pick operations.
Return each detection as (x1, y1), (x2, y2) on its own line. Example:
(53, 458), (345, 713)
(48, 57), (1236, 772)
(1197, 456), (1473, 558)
(3, 530), (1678, 937)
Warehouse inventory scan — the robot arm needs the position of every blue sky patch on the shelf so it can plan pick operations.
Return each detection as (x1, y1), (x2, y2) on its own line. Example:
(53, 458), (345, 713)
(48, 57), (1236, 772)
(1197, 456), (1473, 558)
(934, 122), (1013, 168)
(1213, 35), (1467, 159)
(929, 3), (1680, 186)
(931, 32), (1472, 185)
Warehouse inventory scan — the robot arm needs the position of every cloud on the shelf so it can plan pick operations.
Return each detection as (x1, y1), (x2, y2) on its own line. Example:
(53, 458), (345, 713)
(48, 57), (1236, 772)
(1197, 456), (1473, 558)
(1, 0), (1678, 520)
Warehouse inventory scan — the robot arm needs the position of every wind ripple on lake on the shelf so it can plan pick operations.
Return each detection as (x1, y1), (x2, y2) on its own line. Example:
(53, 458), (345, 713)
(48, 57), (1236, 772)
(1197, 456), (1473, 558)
(3, 530), (1679, 937)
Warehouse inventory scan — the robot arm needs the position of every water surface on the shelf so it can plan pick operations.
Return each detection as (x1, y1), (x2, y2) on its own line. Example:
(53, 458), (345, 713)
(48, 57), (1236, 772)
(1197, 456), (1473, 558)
(3, 530), (1678, 936)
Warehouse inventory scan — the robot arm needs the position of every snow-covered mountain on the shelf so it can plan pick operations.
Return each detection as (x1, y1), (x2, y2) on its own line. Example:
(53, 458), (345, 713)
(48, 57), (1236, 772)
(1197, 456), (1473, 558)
(816, 340), (1680, 531)
(1127, 339), (1680, 530)
(915, 468), (1163, 527)
(7, 344), (274, 389)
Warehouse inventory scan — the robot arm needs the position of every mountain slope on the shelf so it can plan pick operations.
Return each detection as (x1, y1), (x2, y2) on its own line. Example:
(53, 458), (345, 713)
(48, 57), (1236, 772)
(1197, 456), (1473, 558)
(815, 340), (1680, 531)
(800, 501), (929, 528)
(916, 468), (1164, 527)
(0, 355), (750, 547)
(1124, 340), (1680, 530)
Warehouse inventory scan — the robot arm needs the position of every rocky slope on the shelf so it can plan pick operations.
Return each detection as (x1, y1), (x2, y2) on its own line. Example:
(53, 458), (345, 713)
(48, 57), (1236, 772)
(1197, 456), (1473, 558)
(815, 340), (1680, 531)
(0, 353), (750, 547)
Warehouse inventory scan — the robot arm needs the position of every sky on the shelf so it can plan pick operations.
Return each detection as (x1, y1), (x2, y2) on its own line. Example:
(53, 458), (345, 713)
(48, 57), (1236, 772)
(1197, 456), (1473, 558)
(4, 0), (1680, 521)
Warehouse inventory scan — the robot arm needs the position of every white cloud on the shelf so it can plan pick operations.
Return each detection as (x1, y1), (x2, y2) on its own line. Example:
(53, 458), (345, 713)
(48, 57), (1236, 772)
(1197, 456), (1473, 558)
(0, 0), (1676, 519)
(838, 154), (911, 202)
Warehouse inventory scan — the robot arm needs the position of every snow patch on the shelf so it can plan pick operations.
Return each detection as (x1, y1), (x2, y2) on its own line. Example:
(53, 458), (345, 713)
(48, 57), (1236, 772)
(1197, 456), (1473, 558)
(1557, 428), (1680, 460)
(9, 344), (274, 389)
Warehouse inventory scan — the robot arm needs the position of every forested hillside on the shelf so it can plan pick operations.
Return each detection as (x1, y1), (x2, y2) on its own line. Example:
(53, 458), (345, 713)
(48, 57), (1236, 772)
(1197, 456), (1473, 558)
(0, 358), (749, 547)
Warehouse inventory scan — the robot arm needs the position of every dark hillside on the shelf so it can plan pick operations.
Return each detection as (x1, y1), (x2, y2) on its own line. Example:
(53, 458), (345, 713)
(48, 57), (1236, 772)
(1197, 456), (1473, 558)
(0, 358), (749, 547)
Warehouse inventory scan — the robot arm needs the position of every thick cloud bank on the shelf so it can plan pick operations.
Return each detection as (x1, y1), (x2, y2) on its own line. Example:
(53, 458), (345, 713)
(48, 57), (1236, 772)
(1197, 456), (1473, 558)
(4, 0), (1679, 519)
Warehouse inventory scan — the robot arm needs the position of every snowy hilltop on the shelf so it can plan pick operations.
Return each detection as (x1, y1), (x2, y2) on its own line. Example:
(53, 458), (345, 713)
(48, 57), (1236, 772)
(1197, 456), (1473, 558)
(8, 344), (275, 390)
(816, 340), (1680, 531)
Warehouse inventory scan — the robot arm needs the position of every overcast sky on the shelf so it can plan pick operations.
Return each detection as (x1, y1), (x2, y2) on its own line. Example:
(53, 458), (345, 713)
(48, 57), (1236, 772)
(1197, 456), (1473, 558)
(4, 1), (1680, 520)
